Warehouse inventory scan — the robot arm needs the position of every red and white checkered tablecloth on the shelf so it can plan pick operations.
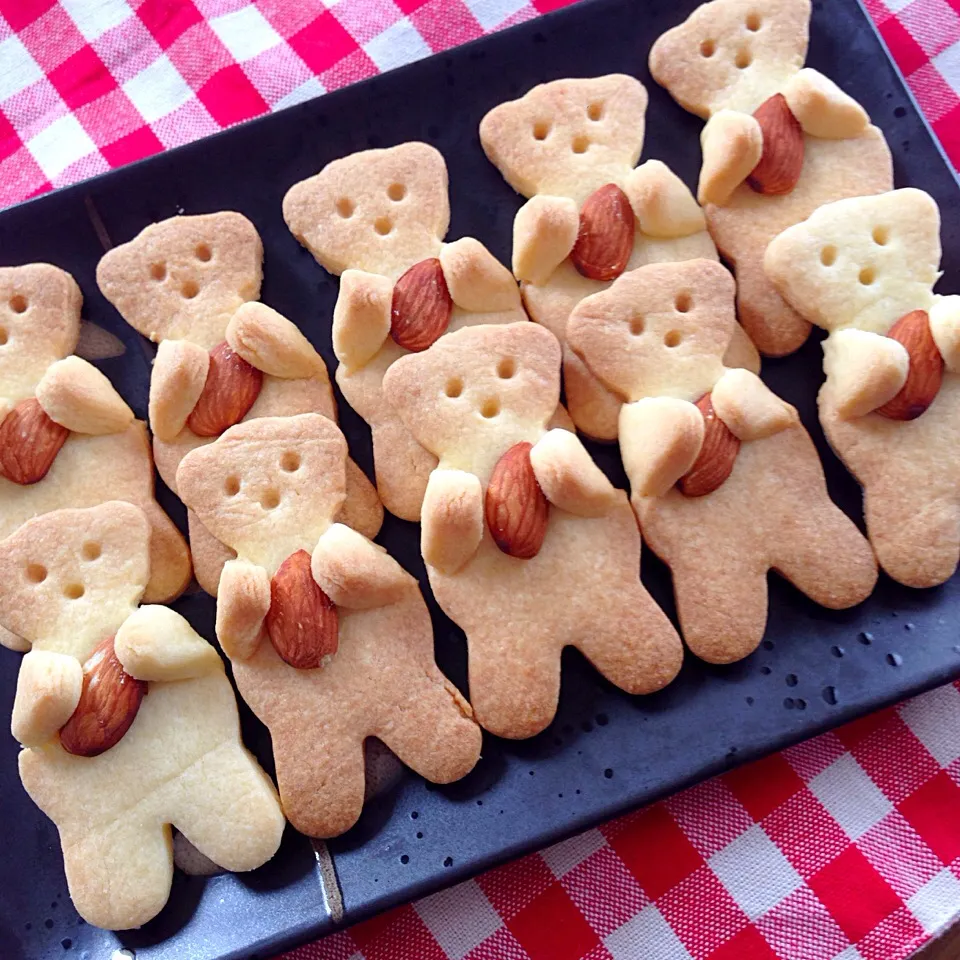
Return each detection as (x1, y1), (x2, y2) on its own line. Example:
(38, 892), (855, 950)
(1, 1), (959, 958)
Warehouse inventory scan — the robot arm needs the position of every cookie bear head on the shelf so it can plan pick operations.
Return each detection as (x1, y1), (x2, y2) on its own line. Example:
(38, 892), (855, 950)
(764, 188), (941, 336)
(176, 413), (348, 573)
(283, 142), (450, 281)
(649, 0), (810, 116)
(97, 212), (263, 351)
(567, 258), (735, 402)
(480, 75), (648, 204)
(0, 264), (82, 408)
(0, 501), (149, 659)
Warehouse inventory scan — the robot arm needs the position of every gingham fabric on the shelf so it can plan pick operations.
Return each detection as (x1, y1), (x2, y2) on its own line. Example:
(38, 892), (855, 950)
(0, 1), (958, 958)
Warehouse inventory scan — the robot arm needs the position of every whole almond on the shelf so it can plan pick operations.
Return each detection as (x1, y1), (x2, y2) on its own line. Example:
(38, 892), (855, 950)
(877, 309), (943, 421)
(678, 393), (741, 497)
(747, 94), (804, 196)
(186, 341), (263, 437)
(266, 549), (338, 669)
(485, 441), (550, 559)
(570, 183), (635, 281)
(0, 398), (70, 485)
(59, 636), (147, 758)
(391, 258), (453, 352)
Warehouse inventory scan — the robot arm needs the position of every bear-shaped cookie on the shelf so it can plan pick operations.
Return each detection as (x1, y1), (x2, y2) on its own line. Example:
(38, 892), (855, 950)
(567, 259), (877, 662)
(479, 73), (761, 441)
(0, 263), (190, 652)
(0, 501), (284, 930)
(765, 188), (960, 587)
(96, 212), (382, 595)
(649, 0), (893, 356)
(283, 142), (548, 521)
(175, 413), (482, 837)
(381, 322), (684, 738)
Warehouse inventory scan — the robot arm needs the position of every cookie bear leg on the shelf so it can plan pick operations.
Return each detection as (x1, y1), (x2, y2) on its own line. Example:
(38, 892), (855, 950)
(733, 256), (812, 358)
(188, 509), (235, 596)
(370, 416), (438, 521)
(562, 349), (621, 442)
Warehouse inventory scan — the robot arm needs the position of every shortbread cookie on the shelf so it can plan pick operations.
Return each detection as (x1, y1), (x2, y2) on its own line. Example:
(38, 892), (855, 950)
(283, 142), (547, 521)
(649, 0), (892, 355)
(381, 322), (683, 738)
(97, 213), (382, 595)
(567, 259), (877, 662)
(765, 188), (960, 587)
(176, 414), (481, 837)
(0, 502), (283, 930)
(479, 74), (759, 440)
(0, 264), (190, 651)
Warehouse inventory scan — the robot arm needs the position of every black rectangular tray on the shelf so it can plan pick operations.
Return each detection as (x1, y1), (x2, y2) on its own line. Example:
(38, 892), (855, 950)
(2, 0), (959, 957)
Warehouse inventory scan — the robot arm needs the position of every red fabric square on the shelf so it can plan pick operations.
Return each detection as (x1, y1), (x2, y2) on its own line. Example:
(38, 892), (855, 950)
(18, 4), (87, 74)
(320, 48), (379, 92)
(899, 770), (960, 866)
(856, 906), (926, 960)
(100, 124), (164, 167)
(288, 11), (359, 76)
(74, 88), (143, 148)
(783, 732), (846, 783)
(332, 0), (403, 46)
(464, 926), (529, 960)
(667, 778), (753, 859)
(410, 0), (483, 52)
(756, 886), (849, 960)
(851, 717), (940, 804)
(764, 789), (850, 879)
(900, 0), (960, 59)
(835, 706), (898, 751)
(0, 146), (49, 209)
(197, 64), (268, 127)
(138, 0), (204, 49)
(479, 851), (555, 919)
(563, 846), (647, 939)
(165, 20), (233, 89)
(48, 46), (116, 111)
(707, 926), (778, 960)
(723, 753), (805, 821)
(350, 903), (445, 960)
(659, 866), (751, 957)
(808, 847), (902, 943)
(934, 104), (960, 173)
(879, 16), (930, 77)
(0, 110), (21, 164)
(908, 61), (960, 123)
(0, 0), (55, 32)
(257, 0), (328, 40)
(507, 881), (600, 960)
(604, 804), (704, 900)
(531, 0), (580, 11)
(91, 16), (163, 85)
(393, 0), (431, 12)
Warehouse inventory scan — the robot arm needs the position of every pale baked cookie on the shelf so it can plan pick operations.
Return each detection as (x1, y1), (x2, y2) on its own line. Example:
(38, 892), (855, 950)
(479, 74), (760, 441)
(0, 264), (190, 652)
(283, 142), (550, 521)
(96, 212), (382, 595)
(649, 0), (893, 356)
(0, 501), (284, 930)
(175, 414), (482, 837)
(765, 188), (960, 587)
(381, 322), (683, 738)
(567, 259), (877, 663)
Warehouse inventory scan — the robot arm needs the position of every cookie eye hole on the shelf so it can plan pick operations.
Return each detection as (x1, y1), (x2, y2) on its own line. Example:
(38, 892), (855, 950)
(735, 49), (752, 69)
(480, 398), (500, 419)
(280, 451), (300, 472)
(859, 266), (876, 286)
(675, 292), (692, 313)
(0, 326), (8, 346)
(629, 317), (644, 336)
(700, 39), (716, 58)
(181, 279), (199, 299)
(63, 583), (84, 600)
(26, 563), (47, 584)
(150, 263), (166, 281)
(497, 357), (516, 379)
(224, 476), (241, 496)
(445, 377), (463, 398)
(571, 135), (590, 154)
(387, 183), (406, 201)
(336, 198), (354, 219)
(664, 330), (683, 348)
(9, 294), (27, 314)
(195, 243), (212, 262)
(533, 121), (551, 141)
(745, 12), (762, 30)
(260, 489), (281, 510)
(820, 246), (837, 266)
(587, 102), (604, 122)
(872, 226), (890, 246)
(374, 216), (393, 236)
(82, 541), (101, 561)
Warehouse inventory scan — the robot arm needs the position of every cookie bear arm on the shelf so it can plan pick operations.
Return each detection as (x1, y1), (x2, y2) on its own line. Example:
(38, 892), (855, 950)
(332, 270), (394, 372)
(711, 369), (797, 441)
(35, 356), (134, 435)
(698, 111), (763, 207)
(625, 160), (706, 239)
(420, 468), (484, 574)
(11, 650), (83, 747)
(530, 429), (619, 517)
(619, 398), (704, 499)
(311, 523), (411, 610)
(226, 302), (322, 380)
(929, 296), (960, 372)
(512, 196), (579, 285)
(821, 328), (910, 420)
(216, 559), (271, 661)
(439, 238), (522, 313)
(114, 605), (222, 681)
(149, 339), (210, 441)
(782, 69), (869, 140)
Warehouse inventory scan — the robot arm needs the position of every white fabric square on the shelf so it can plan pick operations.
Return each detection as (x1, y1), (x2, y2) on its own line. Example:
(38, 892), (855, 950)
(210, 6), (282, 62)
(60, 0), (132, 41)
(881, 0), (916, 12)
(908, 867), (960, 935)
(466, 0), (528, 30)
(416, 880), (501, 960)
(364, 19), (431, 72)
(709, 824), (802, 920)
(122, 55), (193, 123)
(273, 77), (326, 112)
(832, 948), (865, 960)
(605, 905), (693, 960)
(902, 684), (960, 767)
(26, 113), (96, 179)
(0, 35), (43, 102)
(934, 40), (960, 93)
(809, 754), (893, 840)
(542, 829), (605, 878)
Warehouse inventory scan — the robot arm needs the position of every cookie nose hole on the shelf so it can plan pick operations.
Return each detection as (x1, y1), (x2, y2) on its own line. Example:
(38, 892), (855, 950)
(280, 451), (300, 472)
(445, 377), (463, 398)
(675, 292), (692, 313)
(820, 245), (837, 266)
(387, 183), (406, 201)
(533, 121), (550, 141)
(82, 541), (101, 561)
(571, 135), (590, 154)
(9, 294), (27, 313)
(700, 39), (716, 57)
(26, 563), (47, 583)
(497, 357), (515, 379)
(480, 398), (500, 419)
(63, 583), (84, 600)
(630, 317), (644, 336)
(150, 262), (166, 281)
(859, 266), (876, 286)
(195, 243), (212, 262)
(336, 198), (354, 218)
(587, 102), (604, 121)
(224, 476), (241, 496)
(735, 49), (752, 68)
(374, 216), (393, 236)
(745, 12), (761, 30)
(664, 330), (683, 348)
(181, 279), (199, 299)
(261, 489), (281, 510)
(872, 226), (889, 246)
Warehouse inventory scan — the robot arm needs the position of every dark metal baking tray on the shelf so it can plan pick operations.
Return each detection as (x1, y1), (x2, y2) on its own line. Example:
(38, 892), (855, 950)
(1, 0), (958, 956)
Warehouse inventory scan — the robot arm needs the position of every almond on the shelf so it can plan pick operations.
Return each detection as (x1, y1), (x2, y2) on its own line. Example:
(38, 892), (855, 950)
(678, 393), (741, 497)
(391, 258), (453, 352)
(570, 183), (635, 281)
(266, 549), (338, 669)
(747, 94), (804, 196)
(59, 636), (147, 757)
(0, 398), (70, 485)
(186, 341), (263, 437)
(876, 309), (943, 421)
(485, 441), (550, 559)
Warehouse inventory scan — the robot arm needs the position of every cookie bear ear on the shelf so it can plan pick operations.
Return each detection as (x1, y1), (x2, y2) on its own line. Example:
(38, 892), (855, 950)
(765, 188), (941, 336)
(568, 259), (734, 403)
(480, 74), (648, 203)
(96, 212), (262, 350)
(0, 502), (149, 658)
(649, 0), (811, 117)
(283, 142), (450, 280)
